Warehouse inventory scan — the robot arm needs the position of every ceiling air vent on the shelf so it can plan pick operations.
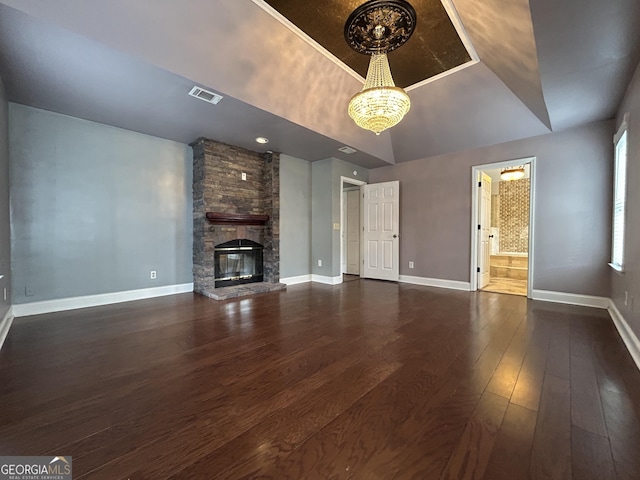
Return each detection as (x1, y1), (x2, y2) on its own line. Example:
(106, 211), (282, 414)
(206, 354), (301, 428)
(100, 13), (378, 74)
(338, 146), (357, 154)
(188, 86), (223, 105)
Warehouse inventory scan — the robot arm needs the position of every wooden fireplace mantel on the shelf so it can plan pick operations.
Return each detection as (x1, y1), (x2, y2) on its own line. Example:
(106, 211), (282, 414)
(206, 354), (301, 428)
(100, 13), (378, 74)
(205, 212), (270, 226)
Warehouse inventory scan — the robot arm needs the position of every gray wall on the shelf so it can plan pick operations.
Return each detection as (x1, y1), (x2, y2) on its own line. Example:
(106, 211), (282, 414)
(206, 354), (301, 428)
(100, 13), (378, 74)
(311, 158), (368, 278)
(370, 120), (613, 297)
(9, 104), (192, 304)
(0, 77), (10, 319)
(279, 154), (311, 278)
(311, 159), (333, 277)
(612, 62), (640, 340)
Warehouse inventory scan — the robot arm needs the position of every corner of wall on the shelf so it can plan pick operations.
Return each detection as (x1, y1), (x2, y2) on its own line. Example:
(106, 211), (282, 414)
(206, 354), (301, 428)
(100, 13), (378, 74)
(0, 75), (12, 332)
(608, 299), (640, 371)
(0, 306), (14, 351)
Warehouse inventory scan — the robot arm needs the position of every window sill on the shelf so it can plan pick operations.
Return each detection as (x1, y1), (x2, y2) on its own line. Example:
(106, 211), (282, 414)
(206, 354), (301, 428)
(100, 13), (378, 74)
(609, 263), (625, 274)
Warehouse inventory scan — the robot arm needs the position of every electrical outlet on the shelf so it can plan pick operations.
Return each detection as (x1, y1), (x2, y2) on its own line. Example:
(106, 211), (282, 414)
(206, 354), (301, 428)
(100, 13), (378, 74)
(625, 291), (628, 306)
(241, 172), (247, 181)
(409, 261), (414, 269)
(3, 287), (6, 301)
(150, 270), (157, 279)
(317, 259), (322, 267)
(333, 223), (340, 230)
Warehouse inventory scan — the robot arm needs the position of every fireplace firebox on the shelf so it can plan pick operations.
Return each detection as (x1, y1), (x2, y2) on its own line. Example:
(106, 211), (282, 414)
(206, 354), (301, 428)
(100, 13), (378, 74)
(214, 239), (264, 288)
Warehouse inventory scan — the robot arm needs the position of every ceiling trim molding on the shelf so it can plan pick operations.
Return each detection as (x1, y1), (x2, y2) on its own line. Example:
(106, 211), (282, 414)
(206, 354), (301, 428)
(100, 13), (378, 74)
(251, 0), (365, 83)
(251, 0), (479, 89)
(404, 0), (481, 92)
(405, 59), (479, 91)
(441, 0), (479, 62)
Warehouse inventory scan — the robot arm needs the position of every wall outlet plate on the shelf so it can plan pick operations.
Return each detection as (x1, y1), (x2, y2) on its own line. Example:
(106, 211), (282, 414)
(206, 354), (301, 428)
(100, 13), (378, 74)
(241, 172), (247, 181)
(317, 259), (322, 267)
(150, 270), (157, 279)
(409, 261), (414, 269)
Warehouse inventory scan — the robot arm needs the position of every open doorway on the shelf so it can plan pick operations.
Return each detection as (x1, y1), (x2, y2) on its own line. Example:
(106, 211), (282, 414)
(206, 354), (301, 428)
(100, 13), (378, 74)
(471, 158), (535, 297)
(341, 176), (366, 282)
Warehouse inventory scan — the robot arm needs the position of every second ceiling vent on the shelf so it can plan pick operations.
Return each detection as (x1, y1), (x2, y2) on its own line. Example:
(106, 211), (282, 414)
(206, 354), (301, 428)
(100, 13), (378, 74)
(188, 86), (223, 105)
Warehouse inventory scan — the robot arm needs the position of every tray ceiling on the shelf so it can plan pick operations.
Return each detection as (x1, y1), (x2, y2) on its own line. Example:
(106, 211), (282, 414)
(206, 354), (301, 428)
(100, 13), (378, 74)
(258, 0), (473, 88)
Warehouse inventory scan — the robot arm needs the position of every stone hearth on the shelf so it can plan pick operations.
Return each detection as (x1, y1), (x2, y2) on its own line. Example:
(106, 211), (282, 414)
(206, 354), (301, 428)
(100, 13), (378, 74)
(199, 282), (286, 301)
(191, 138), (283, 299)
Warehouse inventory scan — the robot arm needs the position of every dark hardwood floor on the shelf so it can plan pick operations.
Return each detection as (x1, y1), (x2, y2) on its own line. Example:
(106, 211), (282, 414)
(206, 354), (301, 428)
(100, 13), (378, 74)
(1, 280), (640, 479)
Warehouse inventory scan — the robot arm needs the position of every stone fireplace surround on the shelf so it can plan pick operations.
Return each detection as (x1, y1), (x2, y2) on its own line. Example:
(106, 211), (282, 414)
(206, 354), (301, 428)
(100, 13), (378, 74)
(191, 138), (284, 300)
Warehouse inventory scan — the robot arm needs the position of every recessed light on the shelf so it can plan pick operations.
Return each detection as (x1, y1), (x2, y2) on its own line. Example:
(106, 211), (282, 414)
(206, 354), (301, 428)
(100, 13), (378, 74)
(255, 137), (269, 144)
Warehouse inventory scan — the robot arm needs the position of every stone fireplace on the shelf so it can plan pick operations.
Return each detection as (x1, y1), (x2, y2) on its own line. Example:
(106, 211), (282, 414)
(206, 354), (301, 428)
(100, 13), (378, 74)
(191, 138), (283, 299)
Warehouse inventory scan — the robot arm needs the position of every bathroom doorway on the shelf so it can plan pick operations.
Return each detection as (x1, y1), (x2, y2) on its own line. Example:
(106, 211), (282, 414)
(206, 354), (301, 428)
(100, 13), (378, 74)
(471, 158), (535, 297)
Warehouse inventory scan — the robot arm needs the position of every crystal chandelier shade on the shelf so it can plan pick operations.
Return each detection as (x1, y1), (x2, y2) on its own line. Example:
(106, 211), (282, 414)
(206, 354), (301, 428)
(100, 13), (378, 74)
(344, 0), (416, 135)
(348, 53), (411, 135)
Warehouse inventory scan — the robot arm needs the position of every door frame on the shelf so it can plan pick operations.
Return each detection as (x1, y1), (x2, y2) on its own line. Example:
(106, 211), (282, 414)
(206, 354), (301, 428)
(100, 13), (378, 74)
(469, 157), (536, 298)
(340, 176), (367, 276)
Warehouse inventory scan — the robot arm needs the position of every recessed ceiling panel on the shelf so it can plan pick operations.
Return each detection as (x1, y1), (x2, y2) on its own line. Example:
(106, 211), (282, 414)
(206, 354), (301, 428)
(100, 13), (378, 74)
(260, 0), (472, 88)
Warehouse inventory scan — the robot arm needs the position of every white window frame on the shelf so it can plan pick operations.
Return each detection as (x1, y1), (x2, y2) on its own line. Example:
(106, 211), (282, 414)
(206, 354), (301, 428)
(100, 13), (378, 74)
(610, 113), (629, 272)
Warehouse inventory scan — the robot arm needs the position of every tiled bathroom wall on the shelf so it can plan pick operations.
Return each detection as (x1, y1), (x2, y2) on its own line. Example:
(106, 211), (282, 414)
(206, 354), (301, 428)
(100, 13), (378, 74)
(497, 178), (530, 253)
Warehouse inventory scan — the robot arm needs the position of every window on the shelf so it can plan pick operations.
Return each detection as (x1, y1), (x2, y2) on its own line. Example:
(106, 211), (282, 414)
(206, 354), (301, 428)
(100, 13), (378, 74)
(610, 114), (629, 272)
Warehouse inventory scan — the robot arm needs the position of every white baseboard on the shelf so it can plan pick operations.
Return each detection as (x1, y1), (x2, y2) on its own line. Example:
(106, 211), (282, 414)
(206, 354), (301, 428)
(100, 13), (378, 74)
(608, 300), (640, 371)
(280, 274), (312, 285)
(0, 307), (14, 351)
(280, 274), (342, 286)
(12, 283), (194, 317)
(530, 289), (609, 308)
(399, 275), (471, 291)
(311, 274), (343, 285)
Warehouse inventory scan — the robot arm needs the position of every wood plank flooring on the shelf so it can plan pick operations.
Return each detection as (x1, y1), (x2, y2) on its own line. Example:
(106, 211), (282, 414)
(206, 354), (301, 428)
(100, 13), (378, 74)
(1, 280), (640, 479)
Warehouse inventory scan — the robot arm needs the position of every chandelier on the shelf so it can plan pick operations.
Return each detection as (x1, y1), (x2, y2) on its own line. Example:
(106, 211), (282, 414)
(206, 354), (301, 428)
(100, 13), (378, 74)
(500, 165), (526, 181)
(345, 0), (417, 135)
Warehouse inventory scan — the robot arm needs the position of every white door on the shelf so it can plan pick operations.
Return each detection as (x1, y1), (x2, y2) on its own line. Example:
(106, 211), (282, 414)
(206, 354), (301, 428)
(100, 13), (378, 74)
(478, 172), (492, 288)
(346, 189), (360, 275)
(363, 181), (400, 281)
